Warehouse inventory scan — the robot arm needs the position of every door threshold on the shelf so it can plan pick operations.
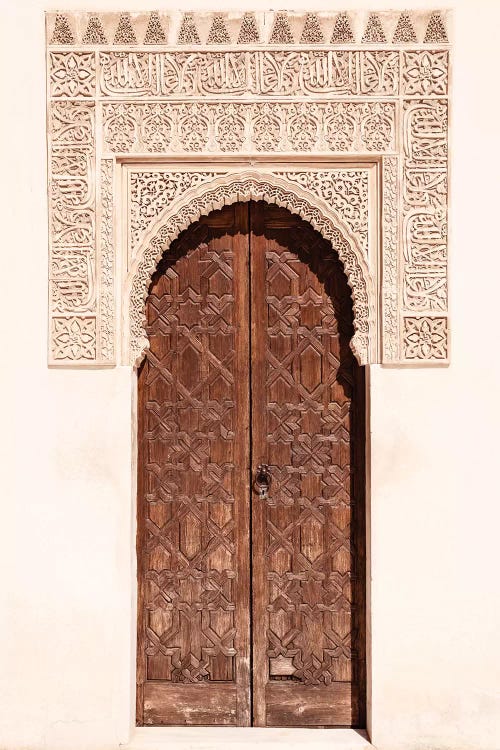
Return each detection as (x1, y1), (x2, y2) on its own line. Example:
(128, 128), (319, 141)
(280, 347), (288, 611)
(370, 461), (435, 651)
(121, 727), (374, 750)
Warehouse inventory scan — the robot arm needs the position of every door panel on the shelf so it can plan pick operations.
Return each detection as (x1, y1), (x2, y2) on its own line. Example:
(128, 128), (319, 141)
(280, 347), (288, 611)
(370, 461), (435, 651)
(250, 202), (365, 727)
(137, 204), (251, 726)
(137, 201), (365, 728)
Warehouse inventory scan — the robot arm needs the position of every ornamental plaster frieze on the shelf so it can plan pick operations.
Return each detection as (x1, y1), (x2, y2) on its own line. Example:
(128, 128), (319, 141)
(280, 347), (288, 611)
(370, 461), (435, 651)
(46, 9), (450, 367)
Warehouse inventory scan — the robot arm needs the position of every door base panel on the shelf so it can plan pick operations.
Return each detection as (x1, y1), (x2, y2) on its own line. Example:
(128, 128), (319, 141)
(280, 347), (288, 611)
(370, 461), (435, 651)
(265, 683), (358, 727)
(143, 683), (238, 726)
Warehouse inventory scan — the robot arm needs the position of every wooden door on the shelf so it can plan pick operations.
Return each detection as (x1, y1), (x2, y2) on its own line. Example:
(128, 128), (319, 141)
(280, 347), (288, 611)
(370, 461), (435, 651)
(136, 204), (251, 726)
(250, 203), (365, 727)
(137, 201), (365, 728)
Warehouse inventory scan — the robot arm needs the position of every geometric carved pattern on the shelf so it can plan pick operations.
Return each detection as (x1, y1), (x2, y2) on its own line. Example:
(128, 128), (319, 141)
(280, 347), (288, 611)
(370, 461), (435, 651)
(137, 204), (251, 725)
(113, 13), (137, 45)
(51, 13), (74, 45)
(129, 172), (225, 258)
(46, 9), (451, 366)
(269, 12), (295, 44)
(403, 316), (448, 360)
(137, 202), (365, 725)
(250, 203), (365, 725)
(144, 12), (167, 45)
(238, 13), (260, 44)
(141, 245), (237, 682)
(300, 14), (325, 44)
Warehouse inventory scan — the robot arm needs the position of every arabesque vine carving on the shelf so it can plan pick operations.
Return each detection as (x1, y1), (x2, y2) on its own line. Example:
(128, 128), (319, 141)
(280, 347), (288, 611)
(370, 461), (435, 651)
(103, 101), (396, 155)
(46, 9), (450, 366)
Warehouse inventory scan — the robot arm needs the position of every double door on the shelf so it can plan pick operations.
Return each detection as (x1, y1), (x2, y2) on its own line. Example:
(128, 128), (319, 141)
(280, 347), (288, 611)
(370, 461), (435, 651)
(137, 201), (365, 727)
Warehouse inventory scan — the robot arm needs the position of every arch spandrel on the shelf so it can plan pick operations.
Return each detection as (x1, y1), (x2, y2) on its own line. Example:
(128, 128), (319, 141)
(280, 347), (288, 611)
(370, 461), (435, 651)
(123, 171), (376, 368)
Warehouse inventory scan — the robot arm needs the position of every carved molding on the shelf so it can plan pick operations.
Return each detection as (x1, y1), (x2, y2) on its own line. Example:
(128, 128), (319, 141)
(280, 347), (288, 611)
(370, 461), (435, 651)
(46, 9), (451, 367)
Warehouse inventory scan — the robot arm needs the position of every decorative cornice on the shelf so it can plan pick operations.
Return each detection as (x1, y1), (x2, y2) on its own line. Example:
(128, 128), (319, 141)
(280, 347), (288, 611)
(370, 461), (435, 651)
(47, 10), (451, 47)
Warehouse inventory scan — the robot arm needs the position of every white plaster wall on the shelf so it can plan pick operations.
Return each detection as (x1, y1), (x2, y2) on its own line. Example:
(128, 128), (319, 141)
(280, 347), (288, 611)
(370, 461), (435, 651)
(0, 1), (499, 749)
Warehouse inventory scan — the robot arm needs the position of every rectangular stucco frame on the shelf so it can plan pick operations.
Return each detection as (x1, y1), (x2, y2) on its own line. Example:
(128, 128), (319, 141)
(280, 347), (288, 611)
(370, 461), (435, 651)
(46, 9), (451, 368)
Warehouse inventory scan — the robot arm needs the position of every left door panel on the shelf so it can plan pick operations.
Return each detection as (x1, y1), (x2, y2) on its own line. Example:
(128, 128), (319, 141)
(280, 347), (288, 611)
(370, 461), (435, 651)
(136, 204), (251, 725)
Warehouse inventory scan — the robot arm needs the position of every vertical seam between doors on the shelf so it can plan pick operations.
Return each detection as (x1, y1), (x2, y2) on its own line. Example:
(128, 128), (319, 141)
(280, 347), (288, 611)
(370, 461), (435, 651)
(247, 201), (254, 725)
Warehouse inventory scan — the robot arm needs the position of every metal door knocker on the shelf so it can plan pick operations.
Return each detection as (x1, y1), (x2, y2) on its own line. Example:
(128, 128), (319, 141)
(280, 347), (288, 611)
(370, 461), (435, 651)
(254, 464), (271, 499)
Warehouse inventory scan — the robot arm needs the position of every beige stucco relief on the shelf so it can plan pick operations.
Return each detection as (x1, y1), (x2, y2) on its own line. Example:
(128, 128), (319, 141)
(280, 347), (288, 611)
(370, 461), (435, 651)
(46, 9), (450, 366)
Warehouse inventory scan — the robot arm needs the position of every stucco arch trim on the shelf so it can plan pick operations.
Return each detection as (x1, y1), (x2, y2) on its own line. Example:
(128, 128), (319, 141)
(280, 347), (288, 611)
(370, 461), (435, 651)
(124, 170), (376, 368)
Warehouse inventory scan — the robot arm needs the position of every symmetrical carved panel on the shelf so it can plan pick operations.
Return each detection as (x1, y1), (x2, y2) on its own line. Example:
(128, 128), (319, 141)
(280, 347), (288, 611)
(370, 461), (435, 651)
(249, 204), (365, 723)
(103, 101), (396, 155)
(46, 9), (451, 366)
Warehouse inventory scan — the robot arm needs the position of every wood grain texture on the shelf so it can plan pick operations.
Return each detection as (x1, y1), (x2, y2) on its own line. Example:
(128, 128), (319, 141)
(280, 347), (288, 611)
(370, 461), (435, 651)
(137, 201), (365, 727)
(250, 203), (366, 727)
(143, 682), (237, 725)
(137, 204), (250, 726)
(265, 683), (356, 727)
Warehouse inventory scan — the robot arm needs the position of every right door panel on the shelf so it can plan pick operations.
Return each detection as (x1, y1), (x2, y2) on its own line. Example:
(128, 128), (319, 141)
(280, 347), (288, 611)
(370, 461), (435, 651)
(250, 201), (366, 727)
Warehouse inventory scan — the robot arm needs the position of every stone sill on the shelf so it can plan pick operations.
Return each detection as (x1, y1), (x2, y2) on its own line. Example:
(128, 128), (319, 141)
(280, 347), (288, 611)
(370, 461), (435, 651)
(121, 727), (374, 750)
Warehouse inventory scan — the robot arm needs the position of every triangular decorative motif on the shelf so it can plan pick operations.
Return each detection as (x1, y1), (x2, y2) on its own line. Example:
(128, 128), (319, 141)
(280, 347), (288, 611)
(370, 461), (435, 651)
(82, 15), (108, 45)
(237, 12), (259, 43)
(113, 13), (137, 44)
(361, 13), (387, 43)
(144, 11), (167, 44)
(424, 12), (448, 43)
(269, 12), (294, 44)
(330, 12), (355, 44)
(300, 13), (324, 44)
(207, 14), (231, 44)
(50, 14), (74, 44)
(178, 13), (201, 44)
(392, 12), (417, 43)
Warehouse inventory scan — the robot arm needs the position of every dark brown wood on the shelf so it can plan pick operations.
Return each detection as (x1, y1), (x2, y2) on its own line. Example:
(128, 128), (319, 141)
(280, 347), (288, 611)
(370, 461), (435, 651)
(136, 204), (251, 726)
(265, 683), (356, 727)
(137, 201), (365, 727)
(143, 683), (238, 725)
(250, 202), (366, 727)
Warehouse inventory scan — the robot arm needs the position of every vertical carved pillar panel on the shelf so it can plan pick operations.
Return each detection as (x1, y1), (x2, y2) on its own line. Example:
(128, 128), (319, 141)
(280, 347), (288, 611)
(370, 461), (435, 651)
(46, 9), (451, 366)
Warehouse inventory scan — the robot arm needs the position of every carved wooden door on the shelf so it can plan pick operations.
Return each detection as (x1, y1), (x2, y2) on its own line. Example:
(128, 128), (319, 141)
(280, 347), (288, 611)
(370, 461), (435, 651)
(137, 202), (365, 728)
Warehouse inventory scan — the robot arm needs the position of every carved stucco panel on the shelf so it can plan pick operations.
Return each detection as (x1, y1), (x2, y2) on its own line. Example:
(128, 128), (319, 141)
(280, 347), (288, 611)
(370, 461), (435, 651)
(102, 101), (397, 155)
(46, 9), (451, 366)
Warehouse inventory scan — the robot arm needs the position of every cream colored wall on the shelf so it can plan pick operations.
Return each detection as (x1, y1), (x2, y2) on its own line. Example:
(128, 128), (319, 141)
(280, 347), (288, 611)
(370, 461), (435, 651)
(0, 1), (499, 749)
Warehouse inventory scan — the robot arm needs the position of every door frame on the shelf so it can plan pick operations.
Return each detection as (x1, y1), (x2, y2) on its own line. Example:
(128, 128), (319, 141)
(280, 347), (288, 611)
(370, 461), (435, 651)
(123, 165), (373, 737)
